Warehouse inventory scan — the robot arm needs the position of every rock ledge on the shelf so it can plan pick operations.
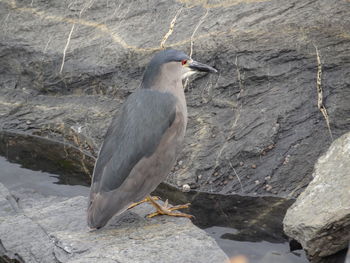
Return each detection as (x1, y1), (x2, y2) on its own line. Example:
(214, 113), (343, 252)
(283, 132), (350, 260)
(0, 183), (228, 263)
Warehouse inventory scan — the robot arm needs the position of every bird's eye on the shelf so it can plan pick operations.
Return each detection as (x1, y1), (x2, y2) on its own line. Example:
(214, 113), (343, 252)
(181, 59), (187, 65)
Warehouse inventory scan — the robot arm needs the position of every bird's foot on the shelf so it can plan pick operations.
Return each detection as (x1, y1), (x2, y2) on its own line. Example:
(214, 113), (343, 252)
(128, 196), (160, 210)
(146, 195), (193, 219)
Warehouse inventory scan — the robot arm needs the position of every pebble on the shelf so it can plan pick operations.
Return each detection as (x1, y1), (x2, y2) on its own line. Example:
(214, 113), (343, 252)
(255, 180), (260, 185)
(239, 161), (244, 166)
(251, 164), (257, 169)
(182, 184), (191, 192)
(265, 184), (272, 191)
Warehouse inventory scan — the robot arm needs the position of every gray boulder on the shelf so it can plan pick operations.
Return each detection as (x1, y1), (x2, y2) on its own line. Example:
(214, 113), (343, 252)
(0, 183), (228, 263)
(283, 132), (350, 261)
(1, 0), (350, 197)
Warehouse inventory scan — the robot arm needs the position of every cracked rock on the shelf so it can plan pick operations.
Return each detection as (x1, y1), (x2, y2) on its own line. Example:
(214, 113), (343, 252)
(0, 183), (228, 263)
(283, 132), (350, 261)
(1, 0), (350, 198)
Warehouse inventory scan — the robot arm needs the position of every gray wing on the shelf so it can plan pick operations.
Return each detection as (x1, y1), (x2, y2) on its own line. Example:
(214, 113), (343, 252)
(90, 89), (177, 196)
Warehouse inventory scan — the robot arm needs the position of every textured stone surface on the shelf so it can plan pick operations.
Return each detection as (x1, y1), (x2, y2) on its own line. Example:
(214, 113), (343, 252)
(283, 132), (350, 260)
(0, 183), (228, 263)
(1, 0), (350, 198)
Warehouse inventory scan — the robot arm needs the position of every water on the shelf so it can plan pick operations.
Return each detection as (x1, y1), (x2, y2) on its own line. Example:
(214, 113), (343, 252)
(0, 156), (89, 197)
(0, 131), (309, 262)
(153, 183), (308, 262)
(205, 226), (307, 263)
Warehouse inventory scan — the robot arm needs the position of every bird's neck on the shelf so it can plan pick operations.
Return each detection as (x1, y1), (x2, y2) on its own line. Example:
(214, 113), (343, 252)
(161, 81), (187, 123)
(140, 62), (188, 124)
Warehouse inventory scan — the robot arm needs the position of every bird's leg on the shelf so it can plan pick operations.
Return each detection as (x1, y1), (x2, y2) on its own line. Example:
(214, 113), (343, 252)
(146, 195), (193, 218)
(128, 196), (160, 209)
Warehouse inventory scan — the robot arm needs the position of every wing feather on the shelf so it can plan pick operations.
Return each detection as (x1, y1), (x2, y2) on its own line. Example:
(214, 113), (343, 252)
(90, 89), (177, 195)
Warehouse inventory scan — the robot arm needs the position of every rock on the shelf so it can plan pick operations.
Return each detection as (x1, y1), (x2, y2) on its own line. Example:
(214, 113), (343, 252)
(1, 0), (350, 198)
(182, 184), (191, 192)
(283, 132), (350, 260)
(0, 183), (228, 263)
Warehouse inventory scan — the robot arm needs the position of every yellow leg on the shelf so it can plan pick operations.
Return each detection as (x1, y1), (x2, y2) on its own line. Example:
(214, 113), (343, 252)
(146, 195), (193, 219)
(128, 196), (160, 209)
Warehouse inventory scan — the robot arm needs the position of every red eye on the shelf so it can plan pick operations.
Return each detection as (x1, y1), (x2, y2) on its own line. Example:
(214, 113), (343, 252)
(181, 59), (187, 65)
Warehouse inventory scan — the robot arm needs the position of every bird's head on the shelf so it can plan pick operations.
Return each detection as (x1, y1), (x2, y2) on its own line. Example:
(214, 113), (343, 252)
(141, 49), (217, 89)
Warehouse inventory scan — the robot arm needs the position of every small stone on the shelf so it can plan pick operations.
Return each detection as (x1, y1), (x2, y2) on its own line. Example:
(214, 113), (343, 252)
(197, 174), (202, 180)
(265, 176), (271, 180)
(182, 184), (191, 192)
(239, 161), (244, 166)
(213, 172), (219, 177)
(251, 164), (257, 169)
(228, 175), (234, 180)
(26, 120), (32, 125)
(283, 155), (290, 165)
(268, 144), (274, 150)
(211, 134), (216, 138)
(223, 180), (228, 185)
(178, 160), (183, 166)
(255, 180), (260, 185)
(265, 184), (272, 191)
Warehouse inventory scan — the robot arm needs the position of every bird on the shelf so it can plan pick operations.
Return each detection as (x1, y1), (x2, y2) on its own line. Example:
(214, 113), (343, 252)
(87, 49), (217, 229)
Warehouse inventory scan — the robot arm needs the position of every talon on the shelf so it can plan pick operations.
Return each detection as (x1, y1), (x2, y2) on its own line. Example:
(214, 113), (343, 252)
(168, 203), (191, 211)
(128, 196), (160, 210)
(145, 195), (193, 219)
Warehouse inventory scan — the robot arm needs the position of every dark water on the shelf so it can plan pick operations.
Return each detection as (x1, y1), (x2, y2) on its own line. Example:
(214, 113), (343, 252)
(154, 183), (308, 262)
(206, 226), (306, 263)
(0, 156), (89, 197)
(0, 131), (310, 262)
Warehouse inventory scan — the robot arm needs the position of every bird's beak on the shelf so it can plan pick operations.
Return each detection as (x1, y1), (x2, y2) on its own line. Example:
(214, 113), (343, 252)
(188, 60), (218, 73)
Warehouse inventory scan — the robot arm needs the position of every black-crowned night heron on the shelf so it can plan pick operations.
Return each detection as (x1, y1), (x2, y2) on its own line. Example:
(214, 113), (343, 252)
(87, 49), (217, 229)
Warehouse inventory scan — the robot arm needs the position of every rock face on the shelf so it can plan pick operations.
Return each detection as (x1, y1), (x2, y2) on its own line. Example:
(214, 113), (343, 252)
(1, 0), (350, 197)
(283, 132), (350, 261)
(0, 183), (228, 263)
